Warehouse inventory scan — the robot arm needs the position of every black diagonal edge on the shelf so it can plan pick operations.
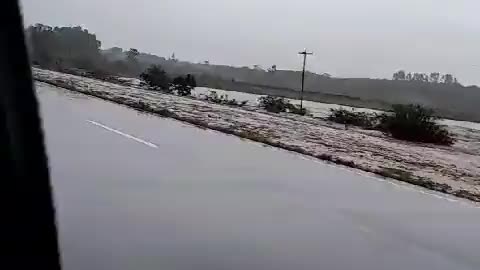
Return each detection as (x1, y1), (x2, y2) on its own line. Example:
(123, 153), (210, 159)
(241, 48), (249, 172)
(0, 1), (61, 269)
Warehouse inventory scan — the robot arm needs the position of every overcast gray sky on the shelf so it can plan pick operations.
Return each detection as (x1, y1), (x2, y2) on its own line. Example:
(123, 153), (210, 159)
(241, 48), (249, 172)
(20, 0), (480, 85)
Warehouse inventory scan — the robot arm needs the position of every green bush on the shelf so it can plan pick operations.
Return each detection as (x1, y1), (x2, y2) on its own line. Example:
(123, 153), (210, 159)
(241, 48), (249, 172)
(258, 96), (289, 113)
(328, 108), (377, 128)
(258, 95), (307, 115)
(328, 104), (454, 145)
(378, 104), (454, 145)
(205, 91), (248, 107)
(140, 65), (170, 90)
(171, 74), (197, 96)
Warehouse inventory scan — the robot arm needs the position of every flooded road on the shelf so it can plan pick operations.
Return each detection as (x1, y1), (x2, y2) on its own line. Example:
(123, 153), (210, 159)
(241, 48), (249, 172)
(37, 82), (480, 270)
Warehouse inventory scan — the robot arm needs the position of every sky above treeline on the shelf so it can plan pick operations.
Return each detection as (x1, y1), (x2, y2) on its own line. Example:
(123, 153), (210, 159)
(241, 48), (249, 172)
(20, 0), (480, 85)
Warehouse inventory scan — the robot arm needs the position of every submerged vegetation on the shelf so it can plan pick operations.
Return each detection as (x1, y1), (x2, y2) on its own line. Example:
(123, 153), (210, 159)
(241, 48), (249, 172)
(258, 95), (307, 115)
(378, 104), (454, 145)
(328, 108), (378, 129)
(205, 91), (248, 107)
(140, 64), (197, 96)
(328, 105), (454, 145)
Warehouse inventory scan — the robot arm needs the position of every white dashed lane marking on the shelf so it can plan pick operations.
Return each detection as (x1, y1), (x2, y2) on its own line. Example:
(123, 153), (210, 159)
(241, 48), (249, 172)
(87, 120), (158, 149)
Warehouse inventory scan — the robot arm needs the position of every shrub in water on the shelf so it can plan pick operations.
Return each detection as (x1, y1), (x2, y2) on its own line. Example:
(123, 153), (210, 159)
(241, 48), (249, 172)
(259, 96), (287, 113)
(206, 91), (248, 107)
(258, 96), (286, 112)
(378, 104), (454, 145)
(171, 74), (197, 96)
(259, 95), (308, 115)
(328, 108), (377, 129)
(140, 65), (170, 90)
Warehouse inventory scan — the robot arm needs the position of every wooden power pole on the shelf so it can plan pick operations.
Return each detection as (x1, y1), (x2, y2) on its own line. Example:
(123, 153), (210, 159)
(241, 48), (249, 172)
(298, 49), (313, 110)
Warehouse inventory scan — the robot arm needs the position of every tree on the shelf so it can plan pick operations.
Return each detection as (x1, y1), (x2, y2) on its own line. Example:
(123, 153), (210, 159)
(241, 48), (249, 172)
(171, 74), (196, 96)
(172, 75), (194, 96)
(429, 72), (440, 83)
(126, 48), (139, 61)
(406, 72), (412, 81)
(412, 73), (428, 82)
(140, 65), (170, 90)
(395, 70), (460, 85)
(422, 73), (429, 82)
(25, 24), (102, 69)
(170, 53), (178, 63)
(185, 74), (197, 88)
(393, 70), (406, 80)
(268, 65), (277, 73)
(442, 74), (454, 84)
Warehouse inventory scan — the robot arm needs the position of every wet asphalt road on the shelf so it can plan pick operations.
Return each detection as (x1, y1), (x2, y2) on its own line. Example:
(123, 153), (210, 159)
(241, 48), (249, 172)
(37, 82), (480, 270)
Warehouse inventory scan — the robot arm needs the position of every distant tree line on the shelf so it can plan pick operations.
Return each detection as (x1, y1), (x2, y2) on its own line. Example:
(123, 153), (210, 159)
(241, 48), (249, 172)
(26, 24), (101, 70)
(25, 24), (151, 76)
(392, 70), (459, 85)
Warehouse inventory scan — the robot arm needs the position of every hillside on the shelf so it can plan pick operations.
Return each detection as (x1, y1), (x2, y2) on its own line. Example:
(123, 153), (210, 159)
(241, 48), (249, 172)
(102, 48), (480, 122)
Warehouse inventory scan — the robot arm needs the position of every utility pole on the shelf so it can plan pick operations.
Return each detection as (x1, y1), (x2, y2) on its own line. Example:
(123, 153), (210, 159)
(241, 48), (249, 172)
(298, 49), (313, 110)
